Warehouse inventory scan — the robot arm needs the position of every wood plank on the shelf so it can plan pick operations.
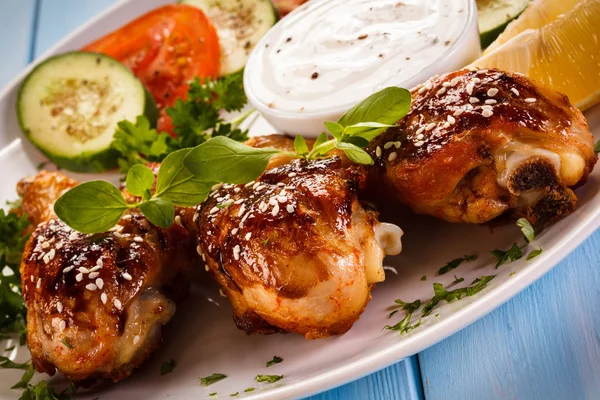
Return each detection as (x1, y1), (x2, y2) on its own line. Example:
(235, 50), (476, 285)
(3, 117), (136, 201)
(32, 1), (424, 399)
(419, 232), (600, 400)
(0, 0), (36, 87)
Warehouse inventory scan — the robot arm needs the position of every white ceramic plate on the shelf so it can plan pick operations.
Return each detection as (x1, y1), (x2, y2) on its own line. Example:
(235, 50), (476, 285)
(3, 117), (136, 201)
(1, 0), (600, 399)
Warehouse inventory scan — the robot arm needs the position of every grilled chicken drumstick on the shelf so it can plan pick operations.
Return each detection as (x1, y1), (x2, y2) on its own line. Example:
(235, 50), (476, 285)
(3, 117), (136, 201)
(370, 68), (597, 224)
(195, 135), (403, 339)
(18, 171), (196, 383)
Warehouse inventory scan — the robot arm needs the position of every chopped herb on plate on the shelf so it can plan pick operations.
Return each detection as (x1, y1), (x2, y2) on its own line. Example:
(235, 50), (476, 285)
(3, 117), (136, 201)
(200, 373), (227, 386)
(438, 254), (477, 275)
(266, 355), (283, 367)
(256, 374), (284, 383)
(491, 243), (522, 268)
(161, 359), (176, 376)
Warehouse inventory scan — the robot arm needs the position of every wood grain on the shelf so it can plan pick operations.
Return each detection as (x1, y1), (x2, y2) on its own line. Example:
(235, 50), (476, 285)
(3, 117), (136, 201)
(0, 0), (36, 87)
(419, 232), (600, 400)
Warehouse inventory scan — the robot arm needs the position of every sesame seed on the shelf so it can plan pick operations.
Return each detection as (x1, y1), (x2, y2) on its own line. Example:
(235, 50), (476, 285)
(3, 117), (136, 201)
(96, 278), (104, 290)
(89, 265), (101, 272)
(388, 152), (398, 161)
(122, 272), (132, 281)
(269, 197), (278, 206)
(437, 87), (446, 96)
(234, 198), (244, 205)
(36, 278), (41, 289)
(114, 299), (122, 310)
(244, 181), (255, 188)
(86, 283), (97, 291)
(425, 123), (436, 131)
(384, 142), (394, 150)
(425, 81), (433, 90)
(122, 214), (132, 220)
(79, 267), (90, 274)
(466, 82), (475, 95)
(482, 105), (493, 111)
(472, 77), (481, 84)
(43, 254), (50, 264)
(288, 172), (297, 177)
(219, 289), (226, 298)
(96, 258), (103, 267)
(193, 212), (199, 222)
(202, 254), (206, 262)
(59, 320), (66, 332)
(245, 232), (252, 240)
(133, 236), (143, 243)
(278, 195), (288, 203)
(41, 241), (50, 249)
(252, 182), (260, 190)
(477, 69), (488, 75)
(259, 201), (268, 212)
(450, 77), (460, 86)
(511, 88), (520, 96)
(285, 186), (294, 190)
(30, 275), (34, 282)
(525, 98), (537, 103)
(485, 99), (497, 105)
(272, 203), (280, 216)
(286, 204), (295, 213)
(415, 141), (425, 147)
(233, 245), (241, 261)
(133, 335), (140, 345)
(442, 81), (451, 87)
(57, 302), (63, 313)
(68, 232), (78, 241)
(443, 122), (450, 128)
(101, 293), (107, 304)
(63, 266), (74, 274)
(174, 215), (182, 225)
(211, 183), (223, 191)
(416, 126), (425, 135)
(487, 88), (499, 97)
(416, 134), (424, 140)
(447, 115), (456, 124)
(255, 185), (266, 191)
(76, 273), (83, 282)
(205, 264), (209, 272)
(394, 141), (401, 149)
(234, 187), (241, 193)
(418, 86), (426, 94)
(482, 109), (494, 118)
(238, 204), (246, 217)
(216, 197), (224, 202)
(196, 245), (203, 256)
(469, 97), (480, 103)
(209, 206), (219, 214)
(88, 272), (99, 279)
(232, 228), (239, 235)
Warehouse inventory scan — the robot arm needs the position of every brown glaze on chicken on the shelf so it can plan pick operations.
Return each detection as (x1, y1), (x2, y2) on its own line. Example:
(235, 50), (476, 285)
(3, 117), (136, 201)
(195, 142), (402, 339)
(19, 172), (196, 383)
(370, 68), (597, 224)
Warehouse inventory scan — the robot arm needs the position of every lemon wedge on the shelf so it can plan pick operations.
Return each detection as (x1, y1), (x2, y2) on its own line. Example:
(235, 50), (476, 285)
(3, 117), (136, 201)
(470, 0), (600, 111)
(485, 0), (580, 53)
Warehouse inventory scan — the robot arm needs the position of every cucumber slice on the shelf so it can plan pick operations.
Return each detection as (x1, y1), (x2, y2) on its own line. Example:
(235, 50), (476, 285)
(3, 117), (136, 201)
(17, 51), (157, 173)
(181, 0), (278, 76)
(477, 0), (531, 49)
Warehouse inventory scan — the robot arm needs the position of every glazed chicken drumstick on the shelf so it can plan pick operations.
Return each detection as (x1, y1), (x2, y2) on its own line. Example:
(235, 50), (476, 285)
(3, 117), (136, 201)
(18, 171), (197, 383)
(195, 135), (403, 339)
(370, 68), (597, 224)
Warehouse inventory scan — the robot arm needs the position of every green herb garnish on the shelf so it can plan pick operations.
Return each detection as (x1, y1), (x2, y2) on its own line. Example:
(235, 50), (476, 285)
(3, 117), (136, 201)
(255, 374), (283, 383)
(230, 393), (239, 397)
(244, 387), (255, 392)
(209, 393), (217, 397)
(200, 373), (227, 386)
(61, 339), (73, 349)
(421, 276), (496, 316)
(394, 298), (421, 313)
(452, 275), (464, 284)
(595, 140), (600, 153)
(516, 218), (535, 243)
(490, 243), (522, 268)
(266, 355), (283, 367)
(437, 255), (477, 275)
(527, 247), (543, 260)
(420, 275), (426, 281)
(161, 359), (176, 376)
(388, 310), (399, 318)
(384, 312), (421, 334)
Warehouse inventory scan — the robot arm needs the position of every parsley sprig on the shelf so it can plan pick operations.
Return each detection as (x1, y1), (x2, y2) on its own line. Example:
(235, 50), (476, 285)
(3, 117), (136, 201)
(112, 73), (252, 173)
(54, 87), (412, 234)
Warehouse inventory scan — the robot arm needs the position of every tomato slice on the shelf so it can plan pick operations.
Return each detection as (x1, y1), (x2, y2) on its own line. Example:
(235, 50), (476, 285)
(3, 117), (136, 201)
(84, 4), (220, 133)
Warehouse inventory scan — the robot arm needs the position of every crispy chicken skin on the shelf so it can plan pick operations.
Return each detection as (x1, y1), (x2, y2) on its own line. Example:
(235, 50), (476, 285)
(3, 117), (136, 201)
(18, 172), (196, 383)
(370, 68), (597, 224)
(196, 136), (403, 339)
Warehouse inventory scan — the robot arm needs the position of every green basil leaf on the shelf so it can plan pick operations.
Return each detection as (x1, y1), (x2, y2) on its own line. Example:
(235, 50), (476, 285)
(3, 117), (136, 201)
(516, 218), (535, 243)
(324, 121), (344, 139)
(184, 137), (280, 184)
(311, 139), (337, 157)
(126, 164), (155, 197)
(313, 132), (329, 149)
(54, 181), (128, 234)
(341, 135), (370, 148)
(294, 135), (309, 156)
(344, 122), (394, 142)
(140, 198), (174, 228)
(338, 87), (411, 127)
(335, 142), (374, 165)
(155, 148), (213, 206)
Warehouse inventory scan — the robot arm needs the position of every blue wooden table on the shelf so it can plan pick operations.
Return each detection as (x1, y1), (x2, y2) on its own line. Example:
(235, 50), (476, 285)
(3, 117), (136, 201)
(1, 1), (599, 399)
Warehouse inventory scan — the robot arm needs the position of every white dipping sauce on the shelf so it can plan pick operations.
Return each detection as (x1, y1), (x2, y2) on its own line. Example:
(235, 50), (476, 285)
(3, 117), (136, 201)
(245, 0), (480, 136)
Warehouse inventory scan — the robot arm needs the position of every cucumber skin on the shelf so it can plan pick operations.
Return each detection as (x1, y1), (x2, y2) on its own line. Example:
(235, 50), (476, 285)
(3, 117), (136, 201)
(16, 51), (158, 173)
